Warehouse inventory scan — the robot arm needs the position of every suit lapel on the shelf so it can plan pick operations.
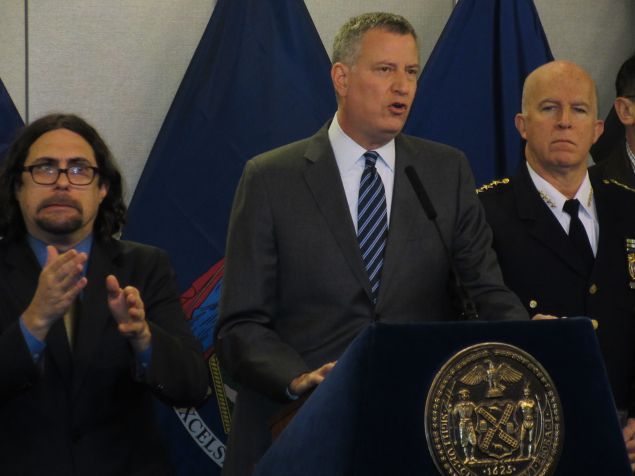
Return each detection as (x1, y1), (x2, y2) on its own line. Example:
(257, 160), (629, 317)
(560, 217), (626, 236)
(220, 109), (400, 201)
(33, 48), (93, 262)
(514, 165), (590, 277)
(3, 240), (74, 385)
(72, 239), (116, 397)
(4, 240), (42, 313)
(376, 135), (419, 304)
(607, 146), (635, 189)
(302, 127), (373, 299)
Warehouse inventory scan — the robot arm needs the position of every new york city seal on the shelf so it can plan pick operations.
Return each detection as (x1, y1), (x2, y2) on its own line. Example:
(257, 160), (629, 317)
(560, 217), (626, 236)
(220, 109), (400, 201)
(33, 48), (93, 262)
(425, 343), (563, 476)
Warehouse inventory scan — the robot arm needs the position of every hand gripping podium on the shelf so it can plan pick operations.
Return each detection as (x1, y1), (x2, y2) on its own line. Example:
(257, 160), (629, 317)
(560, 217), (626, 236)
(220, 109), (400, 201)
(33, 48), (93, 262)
(254, 319), (631, 475)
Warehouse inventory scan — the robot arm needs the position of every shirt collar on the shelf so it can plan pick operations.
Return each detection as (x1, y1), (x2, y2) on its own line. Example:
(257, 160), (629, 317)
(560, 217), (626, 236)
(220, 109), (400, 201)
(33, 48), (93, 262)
(328, 114), (395, 171)
(27, 234), (93, 269)
(526, 162), (594, 213)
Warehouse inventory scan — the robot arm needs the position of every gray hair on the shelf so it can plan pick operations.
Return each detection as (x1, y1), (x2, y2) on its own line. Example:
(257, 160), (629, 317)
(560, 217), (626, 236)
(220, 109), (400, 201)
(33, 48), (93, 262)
(332, 12), (418, 66)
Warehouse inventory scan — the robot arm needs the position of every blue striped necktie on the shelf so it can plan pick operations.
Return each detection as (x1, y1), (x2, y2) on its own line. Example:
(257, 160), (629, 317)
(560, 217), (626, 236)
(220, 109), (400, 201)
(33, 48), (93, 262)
(357, 151), (388, 302)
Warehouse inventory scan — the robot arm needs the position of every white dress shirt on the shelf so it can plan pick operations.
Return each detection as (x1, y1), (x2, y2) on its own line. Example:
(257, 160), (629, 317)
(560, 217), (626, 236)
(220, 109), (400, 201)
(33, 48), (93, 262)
(328, 115), (395, 233)
(527, 162), (599, 255)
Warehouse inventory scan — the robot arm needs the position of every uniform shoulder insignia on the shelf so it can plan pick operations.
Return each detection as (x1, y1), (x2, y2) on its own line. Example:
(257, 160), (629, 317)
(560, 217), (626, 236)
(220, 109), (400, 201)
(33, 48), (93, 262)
(602, 178), (635, 194)
(476, 178), (510, 194)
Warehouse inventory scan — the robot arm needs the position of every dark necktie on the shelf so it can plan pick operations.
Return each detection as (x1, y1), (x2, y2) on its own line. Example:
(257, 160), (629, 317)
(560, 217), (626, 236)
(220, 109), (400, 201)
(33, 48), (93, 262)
(357, 151), (388, 302)
(562, 199), (594, 272)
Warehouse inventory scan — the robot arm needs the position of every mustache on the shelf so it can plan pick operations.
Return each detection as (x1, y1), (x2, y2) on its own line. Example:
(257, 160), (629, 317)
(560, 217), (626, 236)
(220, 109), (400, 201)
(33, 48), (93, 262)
(37, 195), (82, 212)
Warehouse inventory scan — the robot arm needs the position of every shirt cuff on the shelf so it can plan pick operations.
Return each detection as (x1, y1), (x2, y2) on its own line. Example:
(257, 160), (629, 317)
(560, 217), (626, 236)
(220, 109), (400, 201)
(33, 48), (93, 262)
(19, 316), (46, 363)
(134, 345), (152, 378)
(285, 386), (299, 401)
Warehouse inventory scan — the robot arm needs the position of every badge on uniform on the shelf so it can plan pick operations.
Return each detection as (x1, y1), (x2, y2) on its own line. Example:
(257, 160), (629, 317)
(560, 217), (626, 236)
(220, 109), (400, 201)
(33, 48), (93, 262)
(626, 238), (635, 289)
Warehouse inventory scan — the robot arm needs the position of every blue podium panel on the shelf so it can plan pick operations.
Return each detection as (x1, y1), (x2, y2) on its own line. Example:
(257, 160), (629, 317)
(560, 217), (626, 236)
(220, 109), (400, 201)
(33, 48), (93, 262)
(255, 319), (630, 475)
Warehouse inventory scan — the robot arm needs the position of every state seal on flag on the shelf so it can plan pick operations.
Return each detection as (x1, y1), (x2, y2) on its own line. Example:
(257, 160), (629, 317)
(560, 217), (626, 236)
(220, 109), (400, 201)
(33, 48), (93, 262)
(425, 343), (563, 476)
(176, 259), (235, 468)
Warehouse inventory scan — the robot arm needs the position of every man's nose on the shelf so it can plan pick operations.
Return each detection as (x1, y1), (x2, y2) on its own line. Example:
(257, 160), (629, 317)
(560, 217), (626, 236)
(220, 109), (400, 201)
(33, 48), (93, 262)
(392, 71), (412, 95)
(556, 109), (572, 129)
(54, 169), (72, 188)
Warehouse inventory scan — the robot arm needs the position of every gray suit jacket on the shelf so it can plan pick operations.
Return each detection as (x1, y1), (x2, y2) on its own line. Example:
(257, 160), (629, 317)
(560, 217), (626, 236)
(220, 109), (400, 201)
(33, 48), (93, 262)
(215, 124), (527, 475)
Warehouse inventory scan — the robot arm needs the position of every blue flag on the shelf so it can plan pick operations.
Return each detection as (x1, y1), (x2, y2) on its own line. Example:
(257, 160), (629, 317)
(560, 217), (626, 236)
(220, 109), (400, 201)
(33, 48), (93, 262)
(404, 0), (553, 185)
(0, 78), (23, 164)
(122, 0), (335, 473)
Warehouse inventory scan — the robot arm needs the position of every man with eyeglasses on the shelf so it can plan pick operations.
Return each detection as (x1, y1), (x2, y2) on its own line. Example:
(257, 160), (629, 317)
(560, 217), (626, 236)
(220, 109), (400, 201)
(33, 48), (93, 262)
(591, 53), (635, 188)
(0, 113), (208, 476)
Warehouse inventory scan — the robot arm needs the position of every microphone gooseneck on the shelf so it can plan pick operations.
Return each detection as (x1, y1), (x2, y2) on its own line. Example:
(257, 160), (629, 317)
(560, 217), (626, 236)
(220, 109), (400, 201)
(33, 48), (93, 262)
(404, 165), (478, 321)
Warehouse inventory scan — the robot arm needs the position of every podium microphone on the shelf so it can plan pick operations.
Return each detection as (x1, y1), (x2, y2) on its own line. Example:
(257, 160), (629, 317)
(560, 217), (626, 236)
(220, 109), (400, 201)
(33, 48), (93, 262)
(404, 165), (479, 320)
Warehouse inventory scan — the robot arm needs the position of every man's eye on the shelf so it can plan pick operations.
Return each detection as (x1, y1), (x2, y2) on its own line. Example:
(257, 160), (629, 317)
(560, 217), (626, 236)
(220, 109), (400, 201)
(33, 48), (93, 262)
(69, 166), (88, 175)
(35, 165), (57, 174)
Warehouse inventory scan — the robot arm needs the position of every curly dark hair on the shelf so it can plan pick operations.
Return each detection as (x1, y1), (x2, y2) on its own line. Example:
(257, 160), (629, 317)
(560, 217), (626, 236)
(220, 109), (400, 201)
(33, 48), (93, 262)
(0, 113), (126, 240)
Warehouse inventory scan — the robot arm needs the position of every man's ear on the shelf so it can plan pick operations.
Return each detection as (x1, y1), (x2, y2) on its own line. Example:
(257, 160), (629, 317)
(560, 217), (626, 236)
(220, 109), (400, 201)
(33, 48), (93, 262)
(99, 181), (109, 203)
(592, 119), (605, 144)
(331, 63), (350, 98)
(615, 97), (635, 127)
(514, 113), (528, 140)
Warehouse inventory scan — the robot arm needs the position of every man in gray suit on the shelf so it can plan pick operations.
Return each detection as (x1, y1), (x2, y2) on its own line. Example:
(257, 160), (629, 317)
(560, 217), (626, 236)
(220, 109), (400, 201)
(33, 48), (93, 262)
(215, 12), (527, 476)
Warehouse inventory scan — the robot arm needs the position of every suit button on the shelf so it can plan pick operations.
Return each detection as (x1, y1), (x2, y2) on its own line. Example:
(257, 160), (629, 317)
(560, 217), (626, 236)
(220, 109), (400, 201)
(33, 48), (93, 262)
(71, 433), (82, 443)
(155, 383), (165, 392)
(589, 284), (598, 295)
(529, 299), (538, 309)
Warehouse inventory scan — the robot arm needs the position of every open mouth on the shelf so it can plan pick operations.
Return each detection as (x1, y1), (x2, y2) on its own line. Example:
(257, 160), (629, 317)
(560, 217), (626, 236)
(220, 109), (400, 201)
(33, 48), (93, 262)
(388, 102), (408, 114)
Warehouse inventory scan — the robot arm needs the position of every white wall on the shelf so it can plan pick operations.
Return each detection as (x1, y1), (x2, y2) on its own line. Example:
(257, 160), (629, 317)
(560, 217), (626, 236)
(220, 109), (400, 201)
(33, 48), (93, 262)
(1, 0), (633, 201)
(535, 0), (635, 114)
(0, 2), (25, 116)
(1, 0), (215, 200)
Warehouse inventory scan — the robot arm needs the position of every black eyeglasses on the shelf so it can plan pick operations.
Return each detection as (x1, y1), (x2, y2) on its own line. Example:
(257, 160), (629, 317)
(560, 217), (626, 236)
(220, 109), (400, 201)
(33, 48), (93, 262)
(23, 164), (100, 186)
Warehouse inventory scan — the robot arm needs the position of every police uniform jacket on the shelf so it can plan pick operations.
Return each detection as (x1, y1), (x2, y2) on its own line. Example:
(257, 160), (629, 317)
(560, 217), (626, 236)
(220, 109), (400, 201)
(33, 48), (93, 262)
(591, 143), (635, 189)
(479, 163), (635, 413)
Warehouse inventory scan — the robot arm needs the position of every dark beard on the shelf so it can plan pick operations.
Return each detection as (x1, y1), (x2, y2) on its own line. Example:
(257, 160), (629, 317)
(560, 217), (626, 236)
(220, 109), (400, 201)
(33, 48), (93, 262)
(34, 195), (84, 236)
(34, 215), (84, 236)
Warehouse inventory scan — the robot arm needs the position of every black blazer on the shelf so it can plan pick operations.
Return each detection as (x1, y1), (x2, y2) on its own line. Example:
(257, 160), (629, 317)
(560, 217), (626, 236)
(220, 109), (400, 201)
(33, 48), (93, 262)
(479, 164), (635, 414)
(591, 143), (635, 189)
(0, 237), (209, 476)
